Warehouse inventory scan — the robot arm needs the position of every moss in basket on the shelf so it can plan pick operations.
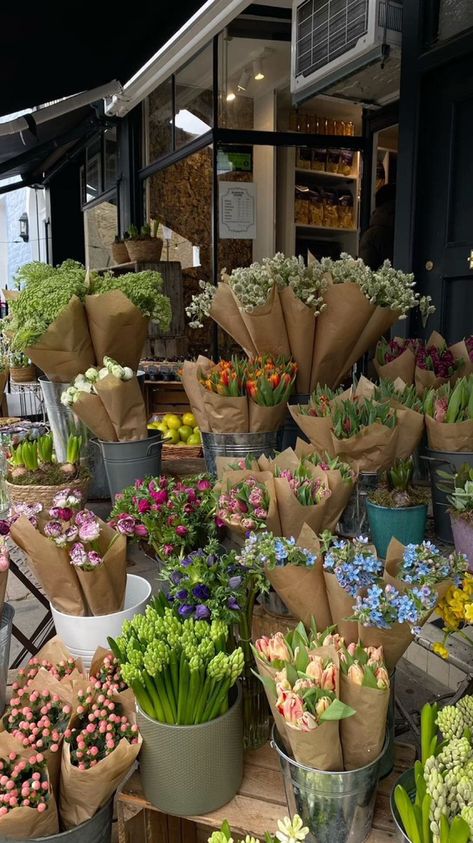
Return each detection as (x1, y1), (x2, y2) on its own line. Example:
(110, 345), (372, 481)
(8, 463), (90, 488)
(369, 457), (429, 508)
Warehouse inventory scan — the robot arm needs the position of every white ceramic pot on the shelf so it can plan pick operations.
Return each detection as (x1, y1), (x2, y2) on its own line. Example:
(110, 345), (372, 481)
(50, 574), (151, 670)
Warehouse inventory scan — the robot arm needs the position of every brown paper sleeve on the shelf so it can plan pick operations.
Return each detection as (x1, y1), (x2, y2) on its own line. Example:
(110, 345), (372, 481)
(320, 470), (355, 532)
(340, 307), (400, 384)
(358, 622), (414, 671)
(311, 283), (376, 390)
(374, 347), (416, 385)
(331, 423), (399, 473)
(0, 732), (60, 837)
(0, 570), (7, 617)
(274, 476), (330, 538)
(255, 656), (290, 746)
(238, 286), (291, 359)
(85, 291), (149, 372)
(26, 296), (95, 383)
(340, 674), (389, 770)
(384, 538), (451, 602)
(181, 358), (212, 432)
(89, 646), (114, 679)
(425, 415), (473, 452)
(450, 340), (473, 378)
(0, 369), (8, 399)
(393, 406), (424, 460)
(415, 367), (449, 397)
(288, 406), (335, 455)
(75, 523), (127, 616)
(72, 393), (118, 442)
(286, 719), (343, 771)
(279, 286), (316, 393)
(266, 562), (331, 632)
(95, 374), (147, 441)
(201, 388), (249, 433)
(323, 570), (358, 644)
(210, 282), (257, 356)
(59, 693), (142, 828)
(9, 517), (87, 616)
(248, 400), (288, 433)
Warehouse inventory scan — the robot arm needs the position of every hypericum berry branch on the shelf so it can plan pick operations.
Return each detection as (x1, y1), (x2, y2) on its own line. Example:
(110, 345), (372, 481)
(0, 752), (51, 814)
(64, 689), (139, 770)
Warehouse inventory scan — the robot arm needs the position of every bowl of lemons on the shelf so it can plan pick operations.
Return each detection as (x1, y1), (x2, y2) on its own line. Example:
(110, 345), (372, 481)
(148, 411), (203, 458)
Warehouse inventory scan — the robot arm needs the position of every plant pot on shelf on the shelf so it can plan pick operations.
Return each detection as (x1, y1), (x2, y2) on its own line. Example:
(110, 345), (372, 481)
(125, 238), (163, 263)
(50, 573), (151, 670)
(136, 683), (243, 816)
(111, 241), (130, 264)
(366, 500), (428, 560)
(10, 364), (36, 383)
(450, 513), (473, 572)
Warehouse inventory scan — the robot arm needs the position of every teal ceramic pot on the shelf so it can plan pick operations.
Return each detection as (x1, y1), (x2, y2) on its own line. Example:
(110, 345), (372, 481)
(366, 500), (428, 559)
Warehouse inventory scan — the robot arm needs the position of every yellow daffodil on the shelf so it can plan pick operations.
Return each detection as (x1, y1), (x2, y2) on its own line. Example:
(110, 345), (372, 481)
(433, 642), (449, 660)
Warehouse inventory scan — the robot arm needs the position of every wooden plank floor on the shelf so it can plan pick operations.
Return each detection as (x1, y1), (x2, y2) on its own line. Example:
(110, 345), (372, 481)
(117, 741), (415, 842)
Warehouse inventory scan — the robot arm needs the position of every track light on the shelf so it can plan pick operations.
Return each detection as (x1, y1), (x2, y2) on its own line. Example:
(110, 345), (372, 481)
(253, 59), (264, 81)
(237, 69), (251, 91)
(226, 90), (236, 102)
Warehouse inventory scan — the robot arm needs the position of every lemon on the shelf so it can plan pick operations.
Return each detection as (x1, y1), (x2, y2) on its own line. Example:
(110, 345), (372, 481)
(154, 422), (169, 434)
(163, 414), (181, 430)
(187, 433), (201, 446)
(178, 425), (193, 442)
(164, 428), (180, 445)
(182, 412), (197, 428)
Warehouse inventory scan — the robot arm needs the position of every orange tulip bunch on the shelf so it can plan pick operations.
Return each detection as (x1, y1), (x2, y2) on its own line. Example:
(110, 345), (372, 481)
(199, 355), (297, 406)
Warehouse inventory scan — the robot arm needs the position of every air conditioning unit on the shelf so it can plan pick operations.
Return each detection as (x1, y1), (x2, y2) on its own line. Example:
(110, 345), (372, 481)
(291, 0), (402, 104)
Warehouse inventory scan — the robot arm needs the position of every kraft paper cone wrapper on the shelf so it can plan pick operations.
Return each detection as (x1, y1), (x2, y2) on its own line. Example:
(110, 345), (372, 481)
(181, 357), (212, 432)
(210, 282), (257, 357)
(425, 415), (473, 452)
(201, 387), (249, 433)
(320, 469), (355, 532)
(95, 374), (147, 441)
(311, 282), (376, 390)
(340, 673), (389, 770)
(323, 571), (358, 644)
(383, 537), (451, 602)
(374, 345), (416, 385)
(238, 286), (291, 359)
(59, 692), (142, 828)
(340, 306), (401, 384)
(0, 368), (8, 399)
(73, 392), (118, 442)
(26, 296), (95, 383)
(85, 291), (149, 372)
(215, 469), (281, 535)
(255, 656), (290, 746)
(9, 516), (87, 616)
(450, 339), (473, 377)
(266, 525), (332, 631)
(393, 405), (424, 460)
(274, 475), (331, 538)
(331, 423), (399, 473)
(215, 455), (258, 480)
(285, 718), (343, 771)
(89, 646), (114, 679)
(20, 636), (84, 678)
(0, 569), (7, 618)
(0, 733), (59, 838)
(248, 399), (288, 433)
(75, 522), (127, 616)
(415, 367), (449, 397)
(279, 286), (316, 393)
(358, 621), (414, 671)
(258, 447), (299, 475)
(288, 406), (335, 455)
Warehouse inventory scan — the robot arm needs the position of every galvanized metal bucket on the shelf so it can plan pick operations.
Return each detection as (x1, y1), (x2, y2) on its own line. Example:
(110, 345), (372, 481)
(378, 668), (396, 780)
(272, 727), (387, 843)
(0, 603), (14, 717)
(6, 798), (113, 842)
(39, 378), (72, 464)
(339, 472), (379, 538)
(95, 432), (163, 502)
(201, 431), (278, 477)
(278, 394), (310, 452)
(423, 449), (473, 543)
(390, 767), (415, 842)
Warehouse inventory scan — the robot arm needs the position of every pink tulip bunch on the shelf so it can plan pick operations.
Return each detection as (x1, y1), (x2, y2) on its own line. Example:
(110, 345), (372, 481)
(339, 642), (390, 690)
(217, 477), (269, 531)
(12, 657), (77, 692)
(274, 654), (339, 732)
(65, 689), (139, 771)
(4, 689), (72, 754)
(89, 654), (127, 695)
(255, 632), (292, 665)
(0, 752), (50, 814)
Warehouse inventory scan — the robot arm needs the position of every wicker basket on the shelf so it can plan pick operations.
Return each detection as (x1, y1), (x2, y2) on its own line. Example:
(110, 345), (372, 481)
(125, 238), (163, 263)
(111, 241), (130, 264)
(10, 365), (36, 383)
(6, 477), (89, 510)
(162, 443), (203, 460)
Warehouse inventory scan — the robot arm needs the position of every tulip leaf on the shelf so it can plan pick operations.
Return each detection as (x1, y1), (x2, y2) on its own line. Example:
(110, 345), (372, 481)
(221, 821), (232, 840)
(295, 647), (309, 674)
(320, 699), (356, 721)
(362, 665), (381, 690)
(251, 669), (276, 700)
(286, 663), (299, 687)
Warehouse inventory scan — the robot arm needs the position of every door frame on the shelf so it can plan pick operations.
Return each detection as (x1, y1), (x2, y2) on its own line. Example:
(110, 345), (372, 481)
(360, 102), (399, 236)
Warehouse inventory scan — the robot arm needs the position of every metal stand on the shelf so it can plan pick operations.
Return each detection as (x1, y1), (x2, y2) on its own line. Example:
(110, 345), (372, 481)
(9, 381), (46, 421)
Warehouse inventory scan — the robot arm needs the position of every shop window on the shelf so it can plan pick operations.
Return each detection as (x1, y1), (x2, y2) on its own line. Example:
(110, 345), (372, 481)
(104, 127), (117, 190)
(84, 197), (118, 269)
(85, 139), (102, 203)
(437, 0), (473, 41)
(147, 77), (173, 161)
(174, 43), (213, 150)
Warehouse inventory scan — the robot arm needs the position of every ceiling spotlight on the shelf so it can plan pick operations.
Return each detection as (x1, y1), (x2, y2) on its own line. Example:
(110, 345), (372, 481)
(226, 90), (236, 102)
(237, 69), (251, 91)
(253, 59), (264, 81)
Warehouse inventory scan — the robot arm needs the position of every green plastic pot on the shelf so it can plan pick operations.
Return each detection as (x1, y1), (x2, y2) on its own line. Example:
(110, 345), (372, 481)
(366, 500), (427, 559)
(136, 684), (243, 816)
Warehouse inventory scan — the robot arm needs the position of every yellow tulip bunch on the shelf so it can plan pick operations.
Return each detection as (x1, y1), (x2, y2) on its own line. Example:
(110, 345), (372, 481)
(434, 573), (473, 658)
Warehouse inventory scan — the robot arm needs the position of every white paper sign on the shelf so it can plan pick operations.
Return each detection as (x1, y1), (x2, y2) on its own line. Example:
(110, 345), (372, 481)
(219, 182), (256, 239)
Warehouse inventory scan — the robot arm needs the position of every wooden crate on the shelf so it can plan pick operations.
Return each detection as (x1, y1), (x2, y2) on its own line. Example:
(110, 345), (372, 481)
(117, 741), (415, 843)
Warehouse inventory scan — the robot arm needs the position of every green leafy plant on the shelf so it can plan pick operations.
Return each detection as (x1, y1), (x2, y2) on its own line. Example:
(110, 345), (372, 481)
(375, 379), (424, 412)
(438, 465), (473, 521)
(127, 220), (160, 241)
(8, 351), (31, 368)
(332, 398), (397, 439)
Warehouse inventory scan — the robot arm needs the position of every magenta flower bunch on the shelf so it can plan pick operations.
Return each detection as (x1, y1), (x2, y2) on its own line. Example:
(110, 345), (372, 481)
(12, 657), (77, 692)
(64, 689), (139, 771)
(0, 752), (51, 815)
(416, 343), (458, 378)
(3, 689), (72, 754)
(109, 474), (217, 560)
(217, 476), (269, 531)
(89, 654), (127, 695)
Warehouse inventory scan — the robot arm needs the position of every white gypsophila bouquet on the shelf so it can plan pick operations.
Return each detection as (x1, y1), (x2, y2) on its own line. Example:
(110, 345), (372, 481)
(186, 280), (217, 329)
(262, 253), (328, 312)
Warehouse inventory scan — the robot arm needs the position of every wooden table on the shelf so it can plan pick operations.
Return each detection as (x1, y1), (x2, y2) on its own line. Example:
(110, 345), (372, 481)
(117, 741), (415, 843)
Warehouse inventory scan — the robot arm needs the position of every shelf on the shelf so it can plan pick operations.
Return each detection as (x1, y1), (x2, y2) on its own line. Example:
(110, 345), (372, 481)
(295, 167), (358, 181)
(295, 224), (358, 233)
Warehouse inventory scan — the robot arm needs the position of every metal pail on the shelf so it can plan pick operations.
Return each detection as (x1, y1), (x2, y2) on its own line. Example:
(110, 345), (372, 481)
(201, 431), (278, 477)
